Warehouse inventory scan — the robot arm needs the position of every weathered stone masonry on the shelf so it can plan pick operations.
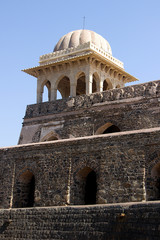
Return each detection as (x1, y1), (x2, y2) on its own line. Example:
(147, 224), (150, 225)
(19, 80), (160, 144)
(1, 79), (160, 238)
(0, 202), (160, 240)
(1, 127), (160, 209)
(1, 28), (160, 239)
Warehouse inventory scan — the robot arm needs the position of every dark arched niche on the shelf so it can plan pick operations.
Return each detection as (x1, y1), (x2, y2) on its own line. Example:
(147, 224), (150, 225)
(95, 122), (120, 135)
(13, 170), (35, 208)
(41, 131), (59, 142)
(77, 167), (97, 205)
(84, 170), (97, 204)
(103, 125), (120, 134)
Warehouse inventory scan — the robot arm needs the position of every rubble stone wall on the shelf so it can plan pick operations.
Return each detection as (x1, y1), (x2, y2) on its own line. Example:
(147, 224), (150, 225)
(0, 202), (160, 240)
(1, 128), (160, 209)
(19, 80), (160, 144)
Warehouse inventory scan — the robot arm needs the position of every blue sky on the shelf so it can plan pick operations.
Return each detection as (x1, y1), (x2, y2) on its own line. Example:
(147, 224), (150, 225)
(0, 0), (160, 147)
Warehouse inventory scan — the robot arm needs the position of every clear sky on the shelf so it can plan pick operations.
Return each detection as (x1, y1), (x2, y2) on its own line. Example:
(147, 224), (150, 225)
(0, 0), (160, 147)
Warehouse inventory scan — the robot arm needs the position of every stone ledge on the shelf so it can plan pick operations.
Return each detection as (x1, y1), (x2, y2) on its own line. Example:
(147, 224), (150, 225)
(2, 200), (160, 211)
(1, 126), (160, 151)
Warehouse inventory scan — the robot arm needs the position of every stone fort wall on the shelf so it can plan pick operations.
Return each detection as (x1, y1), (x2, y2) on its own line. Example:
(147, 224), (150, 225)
(19, 80), (160, 144)
(1, 127), (160, 209)
(0, 202), (160, 239)
(1, 80), (160, 239)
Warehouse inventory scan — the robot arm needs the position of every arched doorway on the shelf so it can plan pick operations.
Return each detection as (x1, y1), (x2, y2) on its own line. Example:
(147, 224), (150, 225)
(76, 167), (97, 205)
(95, 122), (120, 135)
(76, 72), (86, 95)
(13, 170), (35, 208)
(84, 170), (97, 204)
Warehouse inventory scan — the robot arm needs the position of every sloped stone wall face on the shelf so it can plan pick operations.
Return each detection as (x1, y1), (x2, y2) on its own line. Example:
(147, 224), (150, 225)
(19, 80), (160, 144)
(0, 202), (160, 240)
(1, 128), (160, 209)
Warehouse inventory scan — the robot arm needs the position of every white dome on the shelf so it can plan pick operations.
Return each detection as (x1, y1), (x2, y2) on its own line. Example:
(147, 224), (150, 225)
(54, 29), (112, 55)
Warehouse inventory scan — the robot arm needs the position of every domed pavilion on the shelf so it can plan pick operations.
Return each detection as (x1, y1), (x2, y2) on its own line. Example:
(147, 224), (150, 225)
(23, 29), (137, 103)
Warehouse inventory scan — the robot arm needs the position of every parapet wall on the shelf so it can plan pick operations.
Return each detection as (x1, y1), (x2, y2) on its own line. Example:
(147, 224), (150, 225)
(19, 80), (160, 144)
(0, 202), (160, 240)
(25, 80), (159, 119)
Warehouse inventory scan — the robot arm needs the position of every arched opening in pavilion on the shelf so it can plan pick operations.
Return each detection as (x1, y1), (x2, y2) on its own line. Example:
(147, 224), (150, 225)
(57, 90), (62, 100)
(76, 72), (86, 95)
(13, 170), (35, 208)
(103, 79), (113, 91)
(57, 76), (70, 99)
(95, 122), (120, 135)
(42, 80), (51, 102)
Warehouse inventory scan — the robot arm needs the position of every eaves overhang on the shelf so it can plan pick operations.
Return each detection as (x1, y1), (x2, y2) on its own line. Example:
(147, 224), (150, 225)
(22, 43), (138, 83)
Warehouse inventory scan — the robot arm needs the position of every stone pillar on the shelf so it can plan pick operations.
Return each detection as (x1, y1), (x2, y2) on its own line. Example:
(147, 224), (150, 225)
(70, 83), (77, 97)
(50, 88), (57, 101)
(86, 72), (93, 94)
(37, 79), (42, 103)
(48, 88), (51, 101)
(112, 79), (116, 89)
(100, 80), (103, 92)
(37, 91), (42, 103)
